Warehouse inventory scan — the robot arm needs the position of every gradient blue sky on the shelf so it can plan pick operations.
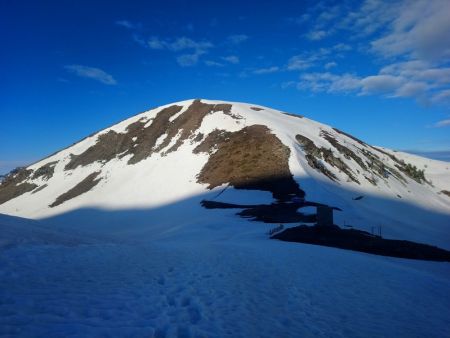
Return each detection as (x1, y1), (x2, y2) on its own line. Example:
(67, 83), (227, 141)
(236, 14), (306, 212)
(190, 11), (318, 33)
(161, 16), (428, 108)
(1, 0), (450, 173)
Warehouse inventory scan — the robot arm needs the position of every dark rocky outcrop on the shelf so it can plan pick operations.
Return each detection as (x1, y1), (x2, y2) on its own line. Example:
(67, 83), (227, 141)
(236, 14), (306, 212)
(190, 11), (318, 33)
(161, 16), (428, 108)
(332, 128), (367, 146)
(441, 190), (450, 198)
(65, 105), (184, 169)
(321, 131), (367, 170)
(49, 172), (102, 207)
(155, 100), (233, 155)
(32, 184), (48, 194)
(0, 168), (37, 205)
(64, 100), (236, 169)
(32, 161), (58, 180)
(296, 134), (359, 183)
(197, 125), (303, 200)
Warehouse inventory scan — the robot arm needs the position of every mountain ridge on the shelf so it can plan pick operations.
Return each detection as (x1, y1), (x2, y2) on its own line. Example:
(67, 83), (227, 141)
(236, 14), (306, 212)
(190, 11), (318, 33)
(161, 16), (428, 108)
(1, 98), (449, 247)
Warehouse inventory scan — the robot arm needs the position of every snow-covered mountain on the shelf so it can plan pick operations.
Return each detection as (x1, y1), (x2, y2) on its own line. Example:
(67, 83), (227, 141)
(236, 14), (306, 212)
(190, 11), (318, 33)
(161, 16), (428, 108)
(1, 99), (449, 247)
(2, 99), (450, 338)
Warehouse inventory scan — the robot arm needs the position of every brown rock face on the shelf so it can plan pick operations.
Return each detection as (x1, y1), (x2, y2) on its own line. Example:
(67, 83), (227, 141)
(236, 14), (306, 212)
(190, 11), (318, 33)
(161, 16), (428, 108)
(197, 125), (303, 200)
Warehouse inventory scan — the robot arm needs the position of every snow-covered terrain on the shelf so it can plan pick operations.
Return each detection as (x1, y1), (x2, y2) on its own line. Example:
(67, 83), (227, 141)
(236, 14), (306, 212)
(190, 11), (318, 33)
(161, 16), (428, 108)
(1, 99), (449, 337)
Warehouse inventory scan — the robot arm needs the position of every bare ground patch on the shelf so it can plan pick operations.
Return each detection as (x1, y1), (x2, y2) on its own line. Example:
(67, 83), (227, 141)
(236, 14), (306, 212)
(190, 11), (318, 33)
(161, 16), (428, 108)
(197, 125), (303, 200)
(49, 172), (102, 208)
(193, 129), (232, 155)
(0, 168), (37, 205)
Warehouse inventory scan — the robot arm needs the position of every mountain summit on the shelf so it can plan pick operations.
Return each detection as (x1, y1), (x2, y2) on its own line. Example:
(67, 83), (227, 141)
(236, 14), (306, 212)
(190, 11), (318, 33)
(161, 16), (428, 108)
(1, 99), (449, 247)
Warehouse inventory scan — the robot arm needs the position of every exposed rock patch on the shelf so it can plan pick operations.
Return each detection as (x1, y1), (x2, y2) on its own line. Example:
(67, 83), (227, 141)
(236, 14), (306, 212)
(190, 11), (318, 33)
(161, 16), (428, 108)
(193, 129), (232, 155)
(0, 168), (37, 205)
(296, 134), (359, 183)
(250, 106), (264, 111)
(0, 182), (38, 205)
(282, 112), (303, 119)
(127, 105), (183, 163)
(32, 184), (48, 194)
(364, 146), (426, 184)
(321, 131), (367, 170)
(332, 128), (367, 146)
(441, 190), (450, 198)
(155, 100), (233, 155)
(64, 100), (236, 169)
(32, 161), (58, 180)
(49, 172), (102, 208)
(65, 105), (183, 169)
(197, 125), (303, 200)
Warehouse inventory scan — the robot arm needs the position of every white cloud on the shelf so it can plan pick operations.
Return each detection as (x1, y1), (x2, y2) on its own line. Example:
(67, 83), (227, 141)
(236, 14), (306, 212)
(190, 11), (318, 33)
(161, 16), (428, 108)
(227, 34), (249, 44)
(139, 36), (213, 66)
(64, 65), (117, 85)
(253, 66), (279, 75)
(177, 51), (205, 67)
(324, 62), (337, 69)
(432, 89), (450, 104)
(167, 37), (213, 52)
(222, 55), (239, 64)
(115, 20), (137, 29)
(394, 82), (428, 98)
(297, 72), (361, 93)
(287, 56), (313, 70)
(205, 60), (224, 67)
(433, 118), (450, 128)
(360, 75), (403, 95)
(305, 30), (328, 41)
(147, 36), (165, 50)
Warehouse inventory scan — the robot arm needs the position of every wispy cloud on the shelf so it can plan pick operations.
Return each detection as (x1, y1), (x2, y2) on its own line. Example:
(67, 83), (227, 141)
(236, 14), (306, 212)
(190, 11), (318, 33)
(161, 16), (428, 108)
(287, 56), (313, 70)
(227, 34), (249, 44)
(433, 119), (450, 128)
(133, 36), (213, 66)
(115, 20), (139, 30)
(221, 55), (239, 64)
(253, 66), (279, 75)
(324, 62), (337, 69)
(286, 44), (350, 71)
(205, 60), (224, 67)
(305, 30), (328, 41)
(64, 65), (117, 85)
(177, 51), (206, 67)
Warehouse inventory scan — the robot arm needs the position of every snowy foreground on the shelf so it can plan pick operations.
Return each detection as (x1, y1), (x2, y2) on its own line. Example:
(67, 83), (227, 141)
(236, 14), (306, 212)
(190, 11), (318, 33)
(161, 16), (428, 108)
(1, 212), (450, 338)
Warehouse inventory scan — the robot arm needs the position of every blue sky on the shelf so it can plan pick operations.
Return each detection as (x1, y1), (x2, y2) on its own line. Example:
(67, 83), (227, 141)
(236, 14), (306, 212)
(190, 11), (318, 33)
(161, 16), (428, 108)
(1, 0), (450, 173)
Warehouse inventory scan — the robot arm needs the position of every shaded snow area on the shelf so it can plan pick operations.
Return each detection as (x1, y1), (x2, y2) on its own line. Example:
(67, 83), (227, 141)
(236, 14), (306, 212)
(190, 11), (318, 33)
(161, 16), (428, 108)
(1, 229), (450, 338)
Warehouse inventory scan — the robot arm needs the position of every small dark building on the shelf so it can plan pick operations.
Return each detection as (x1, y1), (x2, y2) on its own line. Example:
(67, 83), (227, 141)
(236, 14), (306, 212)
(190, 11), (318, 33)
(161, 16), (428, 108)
(317, 206), (334, 227)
